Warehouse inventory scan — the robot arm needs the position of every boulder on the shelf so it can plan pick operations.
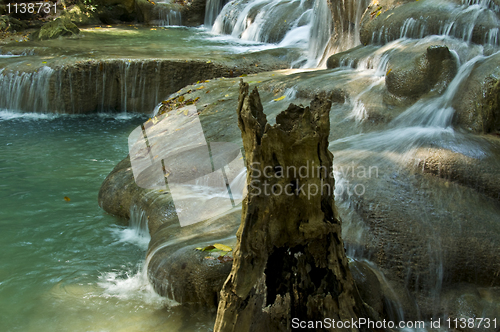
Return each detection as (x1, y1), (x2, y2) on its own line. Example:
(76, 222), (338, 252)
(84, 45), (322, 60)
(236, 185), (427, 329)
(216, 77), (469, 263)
(385, 45), (458, 99)
(33, 17), (80, 40)
(452, 52), (500, 133)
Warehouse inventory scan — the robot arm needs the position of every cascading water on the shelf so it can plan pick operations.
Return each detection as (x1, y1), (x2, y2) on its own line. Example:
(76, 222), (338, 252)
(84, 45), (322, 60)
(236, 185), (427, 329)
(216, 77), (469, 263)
(0, 60), (166, 113)
(369, 0), (500, 46)
(208, 0), (333, 67)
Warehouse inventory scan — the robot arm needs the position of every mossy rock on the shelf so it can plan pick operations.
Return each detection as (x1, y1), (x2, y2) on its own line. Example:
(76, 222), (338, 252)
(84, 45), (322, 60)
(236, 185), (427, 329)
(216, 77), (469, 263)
(452, 52), (500, 133)
(385, 45), (458, 99)
(33, 18), (80, 40)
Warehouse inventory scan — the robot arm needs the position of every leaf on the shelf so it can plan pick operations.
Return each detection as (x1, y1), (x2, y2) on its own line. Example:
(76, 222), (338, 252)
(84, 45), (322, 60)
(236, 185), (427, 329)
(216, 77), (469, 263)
(197, 86), (205, 90)
(274, 95), (286, 101)
(206, 60), (211, 63)
(213, 243), (232, 252)
(376, 10), (381, 17)
(183, 109), (189, 116)
(386, 68), (392, 75)
(64, 196), (71, 202)
(201, 245), (215, 251)
(225, 94), (229, 97)
(178, 96), (185, 102)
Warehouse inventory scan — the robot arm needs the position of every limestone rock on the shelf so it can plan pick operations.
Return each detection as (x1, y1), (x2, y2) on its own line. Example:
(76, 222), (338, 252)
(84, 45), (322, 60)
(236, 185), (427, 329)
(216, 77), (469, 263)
(452, 52), (500, 134)
(326, 45), (378, 69)
(385, 45), (458, 99)
(33, 18), (80, 40)
(214, 82), (365, 331)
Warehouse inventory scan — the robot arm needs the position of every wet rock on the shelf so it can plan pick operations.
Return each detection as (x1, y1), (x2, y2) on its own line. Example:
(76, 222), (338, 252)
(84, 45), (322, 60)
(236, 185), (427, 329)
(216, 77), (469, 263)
(339, 162), (500, 315)
(410, 145), (500, 202)
(148, 222), (239, 307)
(441, 285), (500, 332)
(452, 52), (500, 134)
(33, 18), (80, 40)
(0, 15), (27, 32)
(326, 45), (378, 69)
(349, 260), (385, 315)
(385, 45), (458, 100)
(149, 243), (235, 308)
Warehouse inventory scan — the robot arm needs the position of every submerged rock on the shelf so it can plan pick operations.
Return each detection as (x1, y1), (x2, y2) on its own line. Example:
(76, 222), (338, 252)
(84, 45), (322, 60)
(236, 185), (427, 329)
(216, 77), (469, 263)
(33, 18), (80, 40)
(452, 52), (500, 134)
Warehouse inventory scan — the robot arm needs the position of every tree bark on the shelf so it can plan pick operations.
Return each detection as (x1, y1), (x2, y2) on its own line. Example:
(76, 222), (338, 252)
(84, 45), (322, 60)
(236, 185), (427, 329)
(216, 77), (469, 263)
(214, 81), (364, 332)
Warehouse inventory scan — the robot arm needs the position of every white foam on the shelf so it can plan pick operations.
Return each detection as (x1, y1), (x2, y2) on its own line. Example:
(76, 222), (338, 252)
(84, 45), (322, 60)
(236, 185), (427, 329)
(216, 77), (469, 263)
(109, 226), (151, 249)
(97, 264), (171, 307)
(0, 109), (58, 120)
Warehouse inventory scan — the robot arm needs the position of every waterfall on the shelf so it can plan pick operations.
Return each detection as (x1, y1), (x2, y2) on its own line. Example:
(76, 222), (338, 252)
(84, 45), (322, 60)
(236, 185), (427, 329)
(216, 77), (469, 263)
(210, 0), (333, 67)
(370, 0), (500, 46)
(205, 0), (228, 27)
(129, 205), (150, 239)
(152, 5), (182, 27)
(0, 66), (54, 112)
(306, 0), (333, 67)
(0, 60), (168, 113)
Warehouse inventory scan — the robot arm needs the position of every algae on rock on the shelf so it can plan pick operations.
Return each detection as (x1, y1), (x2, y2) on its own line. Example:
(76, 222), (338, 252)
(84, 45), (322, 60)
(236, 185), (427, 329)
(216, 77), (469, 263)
(214, 81), (365, 331)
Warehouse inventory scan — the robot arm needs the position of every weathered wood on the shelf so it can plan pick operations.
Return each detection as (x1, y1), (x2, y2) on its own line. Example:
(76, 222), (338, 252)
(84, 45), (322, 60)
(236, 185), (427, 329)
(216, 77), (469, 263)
(214, 81), (364, 331)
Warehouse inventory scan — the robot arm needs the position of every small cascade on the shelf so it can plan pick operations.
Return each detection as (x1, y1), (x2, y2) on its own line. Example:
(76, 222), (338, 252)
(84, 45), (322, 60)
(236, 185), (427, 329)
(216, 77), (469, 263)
(205, 0), (228, 27)
(0, 66), (54, 112)
(306, 0), (333, 67)
(370, 0), (500, 46)
(152, 5), (182, 26)
(212, 0), (315, 44)
(129, 205), (150, 239)
(0, 60), (170, 113)
(322, 0), (370, 61)
(211, 0), (333, 66)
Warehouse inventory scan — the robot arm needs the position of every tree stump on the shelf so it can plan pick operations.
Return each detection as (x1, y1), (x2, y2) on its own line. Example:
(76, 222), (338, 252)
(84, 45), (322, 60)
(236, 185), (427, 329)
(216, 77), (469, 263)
(214, 81), (364, 332)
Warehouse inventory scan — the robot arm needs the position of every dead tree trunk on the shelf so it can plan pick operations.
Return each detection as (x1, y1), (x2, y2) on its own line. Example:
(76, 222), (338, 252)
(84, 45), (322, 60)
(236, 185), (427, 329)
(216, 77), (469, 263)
(214, 81), (364, 332)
